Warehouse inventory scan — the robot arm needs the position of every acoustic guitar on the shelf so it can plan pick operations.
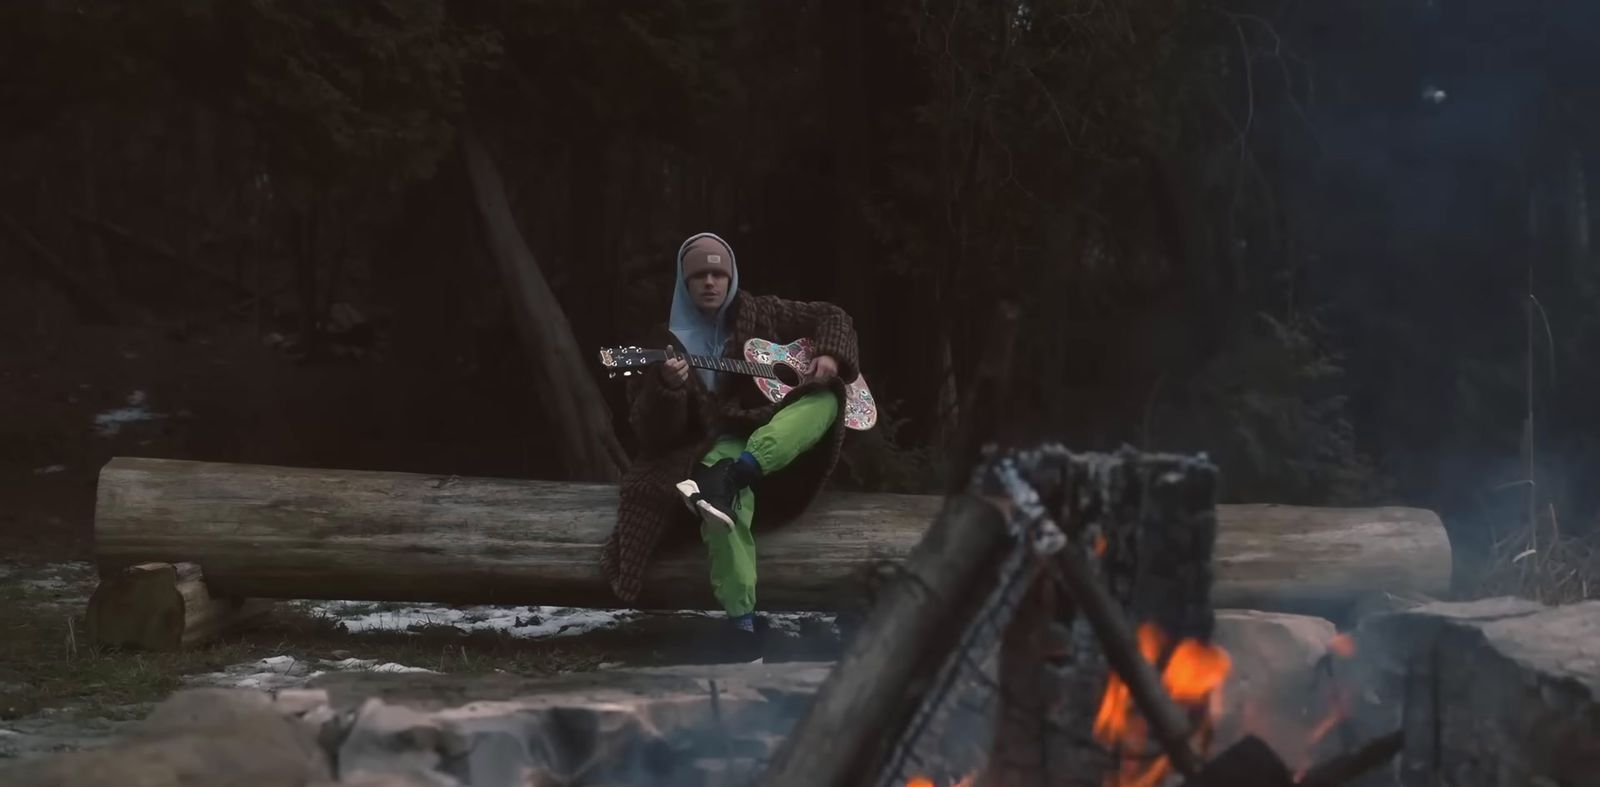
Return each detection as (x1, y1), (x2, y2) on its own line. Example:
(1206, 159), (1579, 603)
(598, 337), (878, 431)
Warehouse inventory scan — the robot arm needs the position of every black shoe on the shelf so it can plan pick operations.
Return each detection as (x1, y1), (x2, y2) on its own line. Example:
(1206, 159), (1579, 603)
(723, 614), (767, 663)
(675, 459), (740, 531)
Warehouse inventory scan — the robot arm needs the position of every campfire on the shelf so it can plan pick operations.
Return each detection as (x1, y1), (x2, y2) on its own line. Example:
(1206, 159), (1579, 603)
(761, 444), (1406, 787)
(1092, 623), (1231, 787)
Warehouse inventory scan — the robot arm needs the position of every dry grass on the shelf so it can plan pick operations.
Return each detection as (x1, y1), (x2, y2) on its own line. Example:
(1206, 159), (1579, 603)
(1469, 505), (1600, 605)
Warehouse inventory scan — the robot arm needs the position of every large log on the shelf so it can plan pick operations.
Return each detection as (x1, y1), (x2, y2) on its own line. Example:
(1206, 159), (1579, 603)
(92, 457), (1451, 615)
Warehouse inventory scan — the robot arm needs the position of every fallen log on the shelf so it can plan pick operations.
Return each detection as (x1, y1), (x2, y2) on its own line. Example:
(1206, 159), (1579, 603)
(93, 457), (1451, 617)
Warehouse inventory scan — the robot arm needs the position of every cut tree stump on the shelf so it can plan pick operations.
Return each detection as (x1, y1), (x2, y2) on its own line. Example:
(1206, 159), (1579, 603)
(85, 562), (272, 651)
(93, 457), (1450, 617)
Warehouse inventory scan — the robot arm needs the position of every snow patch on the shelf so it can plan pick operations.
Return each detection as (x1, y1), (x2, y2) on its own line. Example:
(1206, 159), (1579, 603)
(297, 599), (837, 642)
(19, 577), (69, 592)
(184, 654), (438, 692)
(300, 600), (642, 639)
(93, 390), (167, 436)
(5, 561), (95, 605)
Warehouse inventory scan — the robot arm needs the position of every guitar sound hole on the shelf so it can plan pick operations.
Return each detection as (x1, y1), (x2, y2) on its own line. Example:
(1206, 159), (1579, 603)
(772, 363), (802, 387)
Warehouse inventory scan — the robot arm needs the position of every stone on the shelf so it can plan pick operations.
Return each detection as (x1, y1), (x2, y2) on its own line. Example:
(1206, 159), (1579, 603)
(269, 688), (331, 717)
(1207, 609), (1341, 774)
(314, 662), (833, 786)
(314, 772), (460, 787)
(1342, 589), (1434, 625)
(1335, 597), (1600, 787)
(0, 662), (830, 786)
(334, 699), (453, 783)
(0, 688), (331, 787)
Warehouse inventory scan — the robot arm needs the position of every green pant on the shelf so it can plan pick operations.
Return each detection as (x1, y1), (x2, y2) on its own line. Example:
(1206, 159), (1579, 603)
(701, 390), (840, 617)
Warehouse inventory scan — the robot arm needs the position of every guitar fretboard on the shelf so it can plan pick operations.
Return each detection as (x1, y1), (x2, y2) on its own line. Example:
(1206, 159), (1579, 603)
(685, 354), (776, 378)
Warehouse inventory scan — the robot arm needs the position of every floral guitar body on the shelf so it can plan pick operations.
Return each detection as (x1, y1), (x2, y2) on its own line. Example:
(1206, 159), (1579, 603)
(597, 337), (879, 432)
(742, 337), (878, 431)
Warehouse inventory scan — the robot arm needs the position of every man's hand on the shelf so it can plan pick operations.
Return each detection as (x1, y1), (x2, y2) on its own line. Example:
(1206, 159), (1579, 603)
(661, 356), (690, 388)
(808, 354), (839, 383)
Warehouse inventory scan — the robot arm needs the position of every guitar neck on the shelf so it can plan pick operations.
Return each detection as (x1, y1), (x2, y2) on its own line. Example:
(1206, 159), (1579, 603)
(685, 354), (775, 378)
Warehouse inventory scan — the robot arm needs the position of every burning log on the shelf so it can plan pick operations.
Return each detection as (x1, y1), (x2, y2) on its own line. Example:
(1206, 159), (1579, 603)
(967, 447), (1231, 787)
(967, 446), (1407, 787)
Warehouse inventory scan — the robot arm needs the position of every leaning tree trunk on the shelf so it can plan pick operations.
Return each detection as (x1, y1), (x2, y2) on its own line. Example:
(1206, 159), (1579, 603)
(460, 126), (627, 481)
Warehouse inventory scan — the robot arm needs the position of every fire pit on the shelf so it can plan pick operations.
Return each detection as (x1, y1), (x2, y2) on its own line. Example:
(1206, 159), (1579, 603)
(762, 444), (1407, 787)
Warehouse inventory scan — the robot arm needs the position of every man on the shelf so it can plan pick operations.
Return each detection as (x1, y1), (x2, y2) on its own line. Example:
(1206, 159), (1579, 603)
(600, 232), (860, 657)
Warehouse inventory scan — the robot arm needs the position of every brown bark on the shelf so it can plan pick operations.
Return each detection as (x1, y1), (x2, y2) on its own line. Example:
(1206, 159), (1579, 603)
(459, 126), (627, 481)
(93, 457), (1451, 616)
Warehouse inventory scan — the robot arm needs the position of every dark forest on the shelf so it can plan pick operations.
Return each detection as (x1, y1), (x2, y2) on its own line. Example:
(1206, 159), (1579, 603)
(5, 0), (1599, 595)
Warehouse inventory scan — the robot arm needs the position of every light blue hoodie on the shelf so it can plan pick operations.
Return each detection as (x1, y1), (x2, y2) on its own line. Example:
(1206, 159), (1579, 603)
(668, 232), (739, 391)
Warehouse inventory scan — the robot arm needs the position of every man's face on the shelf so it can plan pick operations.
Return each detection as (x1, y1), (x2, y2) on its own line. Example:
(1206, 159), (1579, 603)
(688, 270), (730, 313)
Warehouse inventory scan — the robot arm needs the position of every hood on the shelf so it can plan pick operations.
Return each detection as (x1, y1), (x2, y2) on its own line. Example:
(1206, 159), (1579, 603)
(668, 232), (739, 390)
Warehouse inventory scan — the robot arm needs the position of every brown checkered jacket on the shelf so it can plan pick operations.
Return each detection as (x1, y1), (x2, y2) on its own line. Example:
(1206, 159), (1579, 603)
(598, 291), (861, 605)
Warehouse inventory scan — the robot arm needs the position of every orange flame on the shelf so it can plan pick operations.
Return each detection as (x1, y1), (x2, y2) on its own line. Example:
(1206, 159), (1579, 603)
(1328, 633), (1356, 659)
(904, 773), (976, 787)
(1092, 623), (1232, 787)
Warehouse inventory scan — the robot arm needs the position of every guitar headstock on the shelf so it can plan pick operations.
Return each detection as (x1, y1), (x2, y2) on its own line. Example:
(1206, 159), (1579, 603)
(597, 345), (670, 378)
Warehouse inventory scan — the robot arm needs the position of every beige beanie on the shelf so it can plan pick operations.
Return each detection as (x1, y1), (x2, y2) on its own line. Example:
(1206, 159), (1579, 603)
(681, 235), (733, 279)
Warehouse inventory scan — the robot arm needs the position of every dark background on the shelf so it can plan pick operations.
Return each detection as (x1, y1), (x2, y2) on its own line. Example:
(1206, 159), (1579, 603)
(4, 0), (1597, 589)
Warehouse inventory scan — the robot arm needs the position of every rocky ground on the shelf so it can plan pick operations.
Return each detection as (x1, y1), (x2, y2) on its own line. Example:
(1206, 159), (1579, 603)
(0, 558), (844, 766)
(7, 552), (1600, 786)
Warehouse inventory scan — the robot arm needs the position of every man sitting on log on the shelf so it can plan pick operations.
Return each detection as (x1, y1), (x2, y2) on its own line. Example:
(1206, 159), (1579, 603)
(600, 231), (860, 657)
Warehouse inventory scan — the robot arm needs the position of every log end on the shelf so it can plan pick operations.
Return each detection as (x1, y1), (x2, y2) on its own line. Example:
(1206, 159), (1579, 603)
(86, 561), (271, 651)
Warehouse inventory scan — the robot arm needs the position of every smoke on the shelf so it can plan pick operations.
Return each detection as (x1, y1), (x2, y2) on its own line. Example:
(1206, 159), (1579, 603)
(1257, 0), (1600, 543)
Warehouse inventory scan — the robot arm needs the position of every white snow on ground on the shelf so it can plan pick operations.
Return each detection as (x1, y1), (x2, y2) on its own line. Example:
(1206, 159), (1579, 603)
(92, 390), (167, 436)
(183, 654), (438, 692)
(4, 561), (95, 606)
(18, 576), (69, 592)
(298, 600), (645, 639)
(296, 600), (834, 640)
(3, 561), (832, 640)
(4, 561), (834, 640)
